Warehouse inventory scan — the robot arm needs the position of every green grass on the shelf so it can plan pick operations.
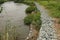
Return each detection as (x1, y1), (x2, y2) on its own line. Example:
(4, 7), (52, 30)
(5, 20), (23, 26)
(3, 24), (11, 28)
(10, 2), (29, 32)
(38, 1), (49, 6)
(38, 1), (60, 18)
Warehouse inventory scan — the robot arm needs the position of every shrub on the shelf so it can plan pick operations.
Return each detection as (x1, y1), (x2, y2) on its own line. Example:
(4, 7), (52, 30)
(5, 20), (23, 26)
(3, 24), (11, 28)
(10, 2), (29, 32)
(32, 12), (41, 31)
(32, 18), (41, 31)
(24, 12), (41, 26)
(33, 12), (40, 21)
(24, 14), (33, 25)
(25, 6), (37, 14)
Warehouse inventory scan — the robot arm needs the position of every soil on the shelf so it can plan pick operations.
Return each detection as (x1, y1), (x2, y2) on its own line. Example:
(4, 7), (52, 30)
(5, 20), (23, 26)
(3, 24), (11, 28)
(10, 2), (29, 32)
(53, 18), (60, 40)
(27, 24), (39, 40)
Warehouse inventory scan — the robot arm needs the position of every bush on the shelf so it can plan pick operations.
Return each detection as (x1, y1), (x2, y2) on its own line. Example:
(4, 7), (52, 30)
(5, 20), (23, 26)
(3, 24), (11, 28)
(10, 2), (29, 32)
(32, 12), (41, 31)
(32, 20), (41, 31)
(24, 12), (41, 26)
(24, 14), (33, 25)
(33, 12), (40, 21)
(25, 6), (37, 14)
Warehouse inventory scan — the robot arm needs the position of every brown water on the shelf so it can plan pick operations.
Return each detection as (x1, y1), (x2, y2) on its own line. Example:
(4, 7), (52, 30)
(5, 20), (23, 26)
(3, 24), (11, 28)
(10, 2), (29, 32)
(0, 1), (29, 40)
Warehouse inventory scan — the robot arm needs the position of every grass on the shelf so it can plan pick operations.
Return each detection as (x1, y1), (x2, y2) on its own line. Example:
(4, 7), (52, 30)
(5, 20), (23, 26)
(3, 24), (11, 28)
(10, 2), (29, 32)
(38, 1), (60, 18)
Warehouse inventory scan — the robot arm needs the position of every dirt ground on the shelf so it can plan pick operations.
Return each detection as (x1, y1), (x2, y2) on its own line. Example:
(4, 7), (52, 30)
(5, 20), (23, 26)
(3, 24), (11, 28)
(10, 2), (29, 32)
(26, 24), (39, 40)
(53, 18), (60, 40)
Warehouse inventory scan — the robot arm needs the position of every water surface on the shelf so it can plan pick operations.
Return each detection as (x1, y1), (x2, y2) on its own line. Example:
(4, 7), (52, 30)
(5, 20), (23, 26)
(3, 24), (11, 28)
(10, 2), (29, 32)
(0, 1), (29, 40)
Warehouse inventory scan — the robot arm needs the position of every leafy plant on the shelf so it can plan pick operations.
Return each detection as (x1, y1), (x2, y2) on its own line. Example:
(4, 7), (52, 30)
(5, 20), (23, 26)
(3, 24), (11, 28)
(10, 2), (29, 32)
(32, 12), (41, 31)
(24, 14), (33, 25)
(25, 6), (37, 14)
(24, 12), (41, 26)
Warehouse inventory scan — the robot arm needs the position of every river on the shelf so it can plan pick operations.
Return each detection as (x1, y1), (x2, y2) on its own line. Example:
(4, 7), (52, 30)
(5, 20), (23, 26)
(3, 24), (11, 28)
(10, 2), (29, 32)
(0, 1), (29, 40)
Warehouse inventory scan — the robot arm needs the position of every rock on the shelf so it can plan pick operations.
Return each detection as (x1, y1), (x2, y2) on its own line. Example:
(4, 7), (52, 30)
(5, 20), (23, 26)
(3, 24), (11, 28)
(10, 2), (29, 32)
(35, 2), (57, 40)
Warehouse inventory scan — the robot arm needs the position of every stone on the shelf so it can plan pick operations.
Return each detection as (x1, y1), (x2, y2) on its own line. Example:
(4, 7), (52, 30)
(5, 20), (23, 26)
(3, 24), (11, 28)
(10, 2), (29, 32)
(35, 2), (57, 40)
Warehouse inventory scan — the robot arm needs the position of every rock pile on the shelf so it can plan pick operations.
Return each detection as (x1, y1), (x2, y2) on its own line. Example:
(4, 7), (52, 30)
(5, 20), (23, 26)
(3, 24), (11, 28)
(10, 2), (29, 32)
(35, 2), (57, 40)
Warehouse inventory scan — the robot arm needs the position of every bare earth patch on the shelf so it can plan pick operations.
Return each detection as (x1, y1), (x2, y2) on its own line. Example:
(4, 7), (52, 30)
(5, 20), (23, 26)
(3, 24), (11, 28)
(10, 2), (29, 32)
(26, 24), (39, 40)
(53, 18), (60, 40)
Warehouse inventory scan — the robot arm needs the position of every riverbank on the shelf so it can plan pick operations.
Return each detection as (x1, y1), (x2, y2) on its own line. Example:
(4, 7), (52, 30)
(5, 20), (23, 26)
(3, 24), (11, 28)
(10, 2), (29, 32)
(37, 1), (60, 40)
(35, 2), (57, 40)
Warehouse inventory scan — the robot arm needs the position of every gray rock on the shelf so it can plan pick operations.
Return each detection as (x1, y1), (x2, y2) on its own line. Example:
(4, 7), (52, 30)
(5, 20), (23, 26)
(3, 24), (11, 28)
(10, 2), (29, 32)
(35, 2), (57, 40)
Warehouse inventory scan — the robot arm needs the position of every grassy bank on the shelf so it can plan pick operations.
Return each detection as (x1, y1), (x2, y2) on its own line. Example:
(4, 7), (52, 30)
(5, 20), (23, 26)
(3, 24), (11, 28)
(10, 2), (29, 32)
(37, 1), (60, 18)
